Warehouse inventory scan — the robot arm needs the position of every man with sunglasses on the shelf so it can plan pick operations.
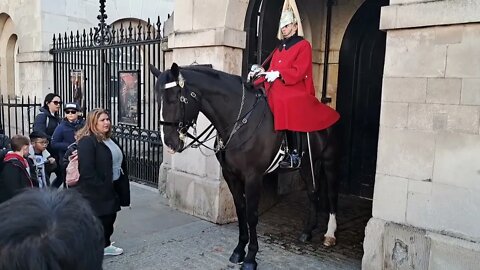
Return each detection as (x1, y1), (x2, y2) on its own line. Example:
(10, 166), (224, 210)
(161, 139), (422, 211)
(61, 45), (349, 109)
(51, 102), (85, 188)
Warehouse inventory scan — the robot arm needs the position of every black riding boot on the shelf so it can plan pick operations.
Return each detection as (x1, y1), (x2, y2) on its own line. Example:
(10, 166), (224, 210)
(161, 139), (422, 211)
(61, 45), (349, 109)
(279, 131), (302, 169)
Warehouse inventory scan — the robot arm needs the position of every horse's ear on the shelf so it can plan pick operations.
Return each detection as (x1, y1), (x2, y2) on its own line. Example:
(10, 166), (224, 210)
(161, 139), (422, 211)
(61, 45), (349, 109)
(149, 64), (161, 78)
(171, 63), (180, 79)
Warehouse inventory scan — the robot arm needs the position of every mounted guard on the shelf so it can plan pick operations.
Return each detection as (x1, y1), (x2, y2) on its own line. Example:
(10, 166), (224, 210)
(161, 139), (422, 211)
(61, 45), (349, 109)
(249, 0), (340, 169)
(150, 2), (341, 269)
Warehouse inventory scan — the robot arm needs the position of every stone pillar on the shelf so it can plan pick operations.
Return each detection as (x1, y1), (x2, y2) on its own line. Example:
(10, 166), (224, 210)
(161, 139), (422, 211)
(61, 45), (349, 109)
(159, 0), (249, 224)
(363, 1), (480, 269)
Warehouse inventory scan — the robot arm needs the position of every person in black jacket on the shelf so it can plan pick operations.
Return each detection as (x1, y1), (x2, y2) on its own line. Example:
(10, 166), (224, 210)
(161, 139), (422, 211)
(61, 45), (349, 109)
(33, 93), (62, 184)
(51, 102), (84, 188)
(33, 93), (62, 145)
(52, 102), (84, 158)
(0, 135), (37, 203)
(76, 108), (130, 256)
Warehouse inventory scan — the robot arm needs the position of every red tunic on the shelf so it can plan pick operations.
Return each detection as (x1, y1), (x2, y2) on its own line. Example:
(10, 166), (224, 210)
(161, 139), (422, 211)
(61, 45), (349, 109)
(263, 39), (340, 132)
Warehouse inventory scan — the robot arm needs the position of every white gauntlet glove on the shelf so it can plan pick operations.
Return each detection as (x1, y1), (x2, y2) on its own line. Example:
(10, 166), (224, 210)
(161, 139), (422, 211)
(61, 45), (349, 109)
(264, 71), (280, 82)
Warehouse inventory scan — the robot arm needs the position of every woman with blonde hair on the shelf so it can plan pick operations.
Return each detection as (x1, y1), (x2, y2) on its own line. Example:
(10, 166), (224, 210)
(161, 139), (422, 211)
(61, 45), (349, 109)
(75, 108), (130, 256)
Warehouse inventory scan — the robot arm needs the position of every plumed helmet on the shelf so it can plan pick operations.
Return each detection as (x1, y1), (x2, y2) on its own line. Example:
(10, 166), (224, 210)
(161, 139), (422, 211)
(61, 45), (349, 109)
(277, 0), (304, 40)
(279, 9), (296, 29)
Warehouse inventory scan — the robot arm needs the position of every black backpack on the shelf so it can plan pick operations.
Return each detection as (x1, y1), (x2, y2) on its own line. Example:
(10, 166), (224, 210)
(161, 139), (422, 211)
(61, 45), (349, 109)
(0, 135), (11, 173)
(0, 134), (10, 150)
(0, 148), (10, 174)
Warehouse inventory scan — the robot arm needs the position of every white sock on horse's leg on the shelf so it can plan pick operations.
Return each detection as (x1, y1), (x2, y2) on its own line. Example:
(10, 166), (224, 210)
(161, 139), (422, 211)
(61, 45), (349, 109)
(324, 213), (337, 238)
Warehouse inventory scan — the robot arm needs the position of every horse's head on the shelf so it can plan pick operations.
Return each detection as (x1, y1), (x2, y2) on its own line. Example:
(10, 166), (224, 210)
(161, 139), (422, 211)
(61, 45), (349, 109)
(150, 63), (201, 153)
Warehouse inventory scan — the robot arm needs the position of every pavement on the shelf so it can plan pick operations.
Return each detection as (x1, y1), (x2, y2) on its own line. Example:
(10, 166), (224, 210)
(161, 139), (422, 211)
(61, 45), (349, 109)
(103, 183), (363, 270)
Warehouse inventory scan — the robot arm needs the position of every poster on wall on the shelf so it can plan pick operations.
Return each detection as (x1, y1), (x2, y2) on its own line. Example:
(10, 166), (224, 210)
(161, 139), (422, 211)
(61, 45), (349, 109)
(118, 70), (140, 126)
(69, 69), (84, 114)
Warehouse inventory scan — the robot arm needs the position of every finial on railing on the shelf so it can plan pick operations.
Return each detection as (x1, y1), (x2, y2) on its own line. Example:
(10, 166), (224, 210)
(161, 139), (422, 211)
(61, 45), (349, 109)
(93, 0), (113, 45)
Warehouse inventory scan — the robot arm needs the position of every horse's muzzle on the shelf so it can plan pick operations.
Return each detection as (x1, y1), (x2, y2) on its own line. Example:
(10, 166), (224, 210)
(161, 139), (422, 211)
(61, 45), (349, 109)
(164, 144), (177, 154)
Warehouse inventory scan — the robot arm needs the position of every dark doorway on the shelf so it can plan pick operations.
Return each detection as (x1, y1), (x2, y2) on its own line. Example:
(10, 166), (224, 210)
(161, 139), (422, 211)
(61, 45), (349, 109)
(243, 0), (283, 76)
(337, 0), (388, 198)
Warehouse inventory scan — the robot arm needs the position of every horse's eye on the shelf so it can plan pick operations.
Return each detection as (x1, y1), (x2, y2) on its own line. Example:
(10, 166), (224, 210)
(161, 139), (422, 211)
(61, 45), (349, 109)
(163, 91), (179, 104)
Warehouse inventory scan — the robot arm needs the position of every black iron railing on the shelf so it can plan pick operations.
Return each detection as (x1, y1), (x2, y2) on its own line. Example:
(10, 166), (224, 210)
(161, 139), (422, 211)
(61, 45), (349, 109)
(0, 95), (41, 137)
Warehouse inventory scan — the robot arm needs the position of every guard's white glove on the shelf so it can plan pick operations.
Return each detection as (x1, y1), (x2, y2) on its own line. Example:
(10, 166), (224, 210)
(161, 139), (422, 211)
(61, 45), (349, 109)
(264, 71), (280, 82)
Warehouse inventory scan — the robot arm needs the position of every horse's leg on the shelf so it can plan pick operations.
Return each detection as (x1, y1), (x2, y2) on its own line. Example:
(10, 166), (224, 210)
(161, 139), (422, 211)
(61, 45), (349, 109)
(241, 174), (262, 270)
(322, 138), (339, 247)
(298, 158), (320, 243)
(223, 171), (248, 264)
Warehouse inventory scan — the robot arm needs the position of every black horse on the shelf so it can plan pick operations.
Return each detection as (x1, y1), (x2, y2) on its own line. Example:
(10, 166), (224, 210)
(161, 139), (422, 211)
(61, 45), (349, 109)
(150, 63), (339, 270)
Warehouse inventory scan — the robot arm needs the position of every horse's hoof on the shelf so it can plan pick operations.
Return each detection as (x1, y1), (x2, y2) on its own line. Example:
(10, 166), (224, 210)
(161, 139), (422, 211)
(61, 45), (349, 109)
(323, 236), (336, 247)
(229, 251), (245, 264)
(298, 233), (312, 243)
(241, 261), (257, 270)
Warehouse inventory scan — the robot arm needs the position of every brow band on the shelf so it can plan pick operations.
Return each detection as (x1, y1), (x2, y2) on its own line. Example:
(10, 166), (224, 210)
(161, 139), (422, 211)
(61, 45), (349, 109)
(164, 82), (178, 89)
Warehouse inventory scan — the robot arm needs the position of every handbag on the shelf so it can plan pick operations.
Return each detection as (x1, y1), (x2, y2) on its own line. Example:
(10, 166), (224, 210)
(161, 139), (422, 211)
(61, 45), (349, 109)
(65, 155), (80, 187)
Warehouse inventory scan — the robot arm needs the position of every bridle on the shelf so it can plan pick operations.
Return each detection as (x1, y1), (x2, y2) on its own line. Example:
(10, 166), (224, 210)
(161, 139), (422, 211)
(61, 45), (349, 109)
(159, 74), (198, 132)
(158, 71), (264, 153)
(158, 73), (214, 152)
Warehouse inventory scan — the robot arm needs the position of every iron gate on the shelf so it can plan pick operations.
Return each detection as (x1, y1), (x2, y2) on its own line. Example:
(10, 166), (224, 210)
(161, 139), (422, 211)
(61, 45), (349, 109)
(50, 6), (165, 187)
(0, 95), (41, 137)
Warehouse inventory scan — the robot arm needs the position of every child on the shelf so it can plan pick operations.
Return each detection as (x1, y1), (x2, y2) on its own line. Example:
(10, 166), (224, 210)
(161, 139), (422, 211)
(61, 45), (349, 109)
(0, 135), (37, 203)
(28, 131), (57, 188)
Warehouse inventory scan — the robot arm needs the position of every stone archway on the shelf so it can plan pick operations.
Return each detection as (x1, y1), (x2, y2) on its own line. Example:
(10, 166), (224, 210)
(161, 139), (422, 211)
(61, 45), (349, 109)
(5, 34), (17, 97)
(0, 13), (17, 97)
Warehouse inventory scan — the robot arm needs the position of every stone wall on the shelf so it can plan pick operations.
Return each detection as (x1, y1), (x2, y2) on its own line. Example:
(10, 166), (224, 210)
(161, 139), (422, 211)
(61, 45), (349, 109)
(363, 1), (480, 269)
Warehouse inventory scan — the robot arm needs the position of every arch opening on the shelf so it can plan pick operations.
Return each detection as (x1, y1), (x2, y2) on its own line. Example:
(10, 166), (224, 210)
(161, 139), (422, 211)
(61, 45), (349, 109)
(337, 0), (389, 198)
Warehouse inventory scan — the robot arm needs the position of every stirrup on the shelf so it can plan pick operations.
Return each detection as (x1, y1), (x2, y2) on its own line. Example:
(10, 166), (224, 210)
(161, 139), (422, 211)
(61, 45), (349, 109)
(279, 153), (301, 169)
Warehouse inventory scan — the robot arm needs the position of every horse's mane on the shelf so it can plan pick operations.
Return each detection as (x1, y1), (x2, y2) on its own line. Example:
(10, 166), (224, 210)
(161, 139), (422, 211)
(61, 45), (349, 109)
(179, 65), (260, 94)
(180, 65), (242, 81)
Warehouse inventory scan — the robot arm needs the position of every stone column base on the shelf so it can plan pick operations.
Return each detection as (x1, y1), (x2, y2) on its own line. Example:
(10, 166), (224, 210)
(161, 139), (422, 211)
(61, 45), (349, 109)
(165, 170), (236, 224)
(363, 218), (480, 270)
